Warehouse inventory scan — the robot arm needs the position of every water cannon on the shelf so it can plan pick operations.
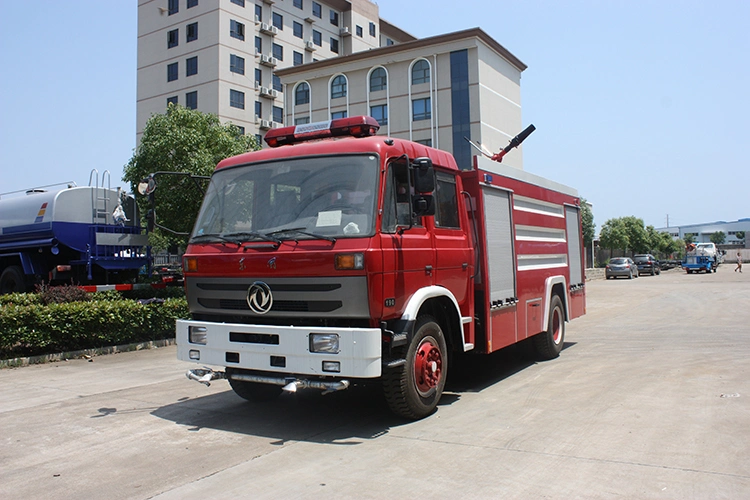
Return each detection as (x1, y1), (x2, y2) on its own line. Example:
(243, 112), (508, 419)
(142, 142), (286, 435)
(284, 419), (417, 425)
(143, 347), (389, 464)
(464, 124), (536, 163)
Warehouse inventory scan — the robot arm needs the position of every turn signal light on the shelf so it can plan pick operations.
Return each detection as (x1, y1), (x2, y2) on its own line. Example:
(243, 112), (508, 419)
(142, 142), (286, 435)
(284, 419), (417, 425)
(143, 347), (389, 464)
(184, 257), (198, 273)
(335, 253), (364, 270)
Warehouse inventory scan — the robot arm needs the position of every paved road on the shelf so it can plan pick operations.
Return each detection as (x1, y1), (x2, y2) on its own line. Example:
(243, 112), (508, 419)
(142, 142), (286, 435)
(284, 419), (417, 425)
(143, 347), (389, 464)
(1, 267), (749, 499)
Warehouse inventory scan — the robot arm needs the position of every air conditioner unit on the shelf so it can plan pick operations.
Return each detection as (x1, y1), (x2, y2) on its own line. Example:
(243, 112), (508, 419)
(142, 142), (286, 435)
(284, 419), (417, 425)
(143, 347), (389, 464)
(254, 15), (260, 24)
(270, 25), (278, 36)
(305, 40), (316, 51)
(260, 119), (272, 129)
(268, 56), (278, 66)
(269, 89), (279, 99)
(260, 54), (277, 67)
(259, 86), (271, 97)
(260, 23), (278, 36)
(340, 27), (350, 36)
(270, 121), (281, 129)
(254, 115), (261, 124)
(254, 80), (261, 90)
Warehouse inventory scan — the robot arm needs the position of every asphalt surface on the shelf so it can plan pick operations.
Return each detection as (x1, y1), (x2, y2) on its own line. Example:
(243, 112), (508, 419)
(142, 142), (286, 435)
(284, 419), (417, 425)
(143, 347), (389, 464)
(1, 266), (749, 499)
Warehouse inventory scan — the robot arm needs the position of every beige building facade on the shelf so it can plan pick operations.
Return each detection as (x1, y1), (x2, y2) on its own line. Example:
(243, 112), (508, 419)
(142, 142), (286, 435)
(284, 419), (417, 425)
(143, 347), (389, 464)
(276, 28), (528, 170)
(136, 0), (414, 142)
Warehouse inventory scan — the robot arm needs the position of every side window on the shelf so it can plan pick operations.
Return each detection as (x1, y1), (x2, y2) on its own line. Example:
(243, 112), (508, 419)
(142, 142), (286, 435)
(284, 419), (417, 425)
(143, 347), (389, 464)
(434, 171), (460, 229)
(381, 160), (419, 233)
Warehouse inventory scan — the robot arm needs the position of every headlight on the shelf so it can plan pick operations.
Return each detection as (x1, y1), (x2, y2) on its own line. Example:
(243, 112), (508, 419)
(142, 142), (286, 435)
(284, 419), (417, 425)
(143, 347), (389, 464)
(189, 326), (208, 345)
(309, 333), (340, 353)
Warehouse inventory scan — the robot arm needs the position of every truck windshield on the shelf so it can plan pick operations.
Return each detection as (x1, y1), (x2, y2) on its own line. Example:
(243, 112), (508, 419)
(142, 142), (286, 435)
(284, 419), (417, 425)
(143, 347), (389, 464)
(192, 154), (379, 242)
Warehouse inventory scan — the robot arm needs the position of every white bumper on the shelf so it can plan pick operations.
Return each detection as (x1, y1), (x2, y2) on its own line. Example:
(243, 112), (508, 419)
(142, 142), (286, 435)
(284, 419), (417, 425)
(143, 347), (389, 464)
(176, 319), (382, 378)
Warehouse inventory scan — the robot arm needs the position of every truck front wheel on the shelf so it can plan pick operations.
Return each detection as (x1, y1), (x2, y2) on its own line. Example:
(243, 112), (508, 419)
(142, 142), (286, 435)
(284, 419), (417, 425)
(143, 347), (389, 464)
(383, 315), (447, 420)
(226, 368), (282, 402)
(533, 294), (565, 360)
(0, 266), (26, 294)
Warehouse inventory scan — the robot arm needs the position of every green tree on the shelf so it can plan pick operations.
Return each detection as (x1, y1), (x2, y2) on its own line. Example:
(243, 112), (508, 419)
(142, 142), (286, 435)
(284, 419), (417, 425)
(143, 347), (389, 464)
(736, 231), (745, 245)
(580, 198), (595, 248)
(684, 233), (695, 244)
(123, 104), (258, 250)
(710, 231), (726, 245)
(654, 231), (680, 259)
(621, 216), (649, 254)
(599, 218), (629, 258)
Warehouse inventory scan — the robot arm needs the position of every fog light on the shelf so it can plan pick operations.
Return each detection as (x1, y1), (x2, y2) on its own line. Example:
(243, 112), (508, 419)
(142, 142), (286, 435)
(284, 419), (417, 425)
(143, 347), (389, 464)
(310, 333), (340, 353)
(189, 326), (207, 345)
(322, 361), (340, 373)
(188, 349), (201, 360)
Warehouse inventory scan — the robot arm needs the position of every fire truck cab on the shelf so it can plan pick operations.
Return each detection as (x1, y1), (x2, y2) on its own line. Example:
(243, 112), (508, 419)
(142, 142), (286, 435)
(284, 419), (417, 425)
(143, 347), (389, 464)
(177, 116), (585, 419)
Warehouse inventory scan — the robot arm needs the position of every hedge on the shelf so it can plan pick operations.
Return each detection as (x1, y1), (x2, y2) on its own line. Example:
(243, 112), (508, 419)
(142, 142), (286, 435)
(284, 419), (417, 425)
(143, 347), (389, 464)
(0, 297), (189, 360)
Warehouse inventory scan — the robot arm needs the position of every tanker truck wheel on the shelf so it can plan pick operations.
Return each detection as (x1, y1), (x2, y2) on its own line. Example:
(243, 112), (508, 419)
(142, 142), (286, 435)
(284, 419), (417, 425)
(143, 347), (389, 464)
(383, 315), (447, 420)
(533, 294), (565, 360)
(226, 368), (282, 402)
(0, 266), (27, 294)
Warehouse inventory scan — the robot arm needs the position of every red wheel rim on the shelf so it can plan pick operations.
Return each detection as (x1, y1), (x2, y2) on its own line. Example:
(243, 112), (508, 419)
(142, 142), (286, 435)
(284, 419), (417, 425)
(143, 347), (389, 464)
(413, 336), (442, 396)
(551, 307), (562, 344)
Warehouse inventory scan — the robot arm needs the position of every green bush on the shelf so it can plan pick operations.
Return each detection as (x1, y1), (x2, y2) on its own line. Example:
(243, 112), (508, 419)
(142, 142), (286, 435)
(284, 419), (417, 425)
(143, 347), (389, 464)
(0, 297), (189, 359)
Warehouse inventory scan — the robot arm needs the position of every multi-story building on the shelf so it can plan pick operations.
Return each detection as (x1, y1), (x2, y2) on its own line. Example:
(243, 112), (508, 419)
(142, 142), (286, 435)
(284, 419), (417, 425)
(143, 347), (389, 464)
(275, 27), (528, 170)
(656, 219), (750, 248)
(136, 0), (415, 144)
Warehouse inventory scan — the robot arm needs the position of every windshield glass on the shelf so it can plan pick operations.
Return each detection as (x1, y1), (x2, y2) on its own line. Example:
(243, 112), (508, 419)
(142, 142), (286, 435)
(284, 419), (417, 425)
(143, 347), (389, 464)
(192, 154), (379, 241)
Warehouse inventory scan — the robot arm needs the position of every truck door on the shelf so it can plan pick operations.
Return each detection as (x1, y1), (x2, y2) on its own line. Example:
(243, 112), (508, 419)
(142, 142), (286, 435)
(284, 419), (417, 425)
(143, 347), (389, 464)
(379, 159), (435, 315)
(432, 170), (472, 307)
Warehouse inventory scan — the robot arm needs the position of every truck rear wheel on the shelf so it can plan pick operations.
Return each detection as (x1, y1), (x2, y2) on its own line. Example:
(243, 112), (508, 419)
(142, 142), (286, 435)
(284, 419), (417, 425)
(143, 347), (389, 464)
(226, 368), (282, 402)
(383, 315), (447, 420)
(533, 295), (565, 360)
(0, 266), (26, 294)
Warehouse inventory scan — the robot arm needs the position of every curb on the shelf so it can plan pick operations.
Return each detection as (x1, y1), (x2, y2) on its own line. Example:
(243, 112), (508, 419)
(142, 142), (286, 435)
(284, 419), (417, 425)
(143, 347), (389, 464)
(0, 338), (176, 369)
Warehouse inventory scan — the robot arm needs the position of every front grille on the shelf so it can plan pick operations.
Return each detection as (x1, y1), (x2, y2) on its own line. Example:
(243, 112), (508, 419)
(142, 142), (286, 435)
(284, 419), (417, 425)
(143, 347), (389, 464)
(229, 332), (279, 344)
(197, 298), (343, 312)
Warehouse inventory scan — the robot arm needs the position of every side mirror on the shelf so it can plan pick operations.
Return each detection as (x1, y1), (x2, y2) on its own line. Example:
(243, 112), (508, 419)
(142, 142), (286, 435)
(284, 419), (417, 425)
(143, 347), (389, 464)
(138, 177), (156, 196)
(412, 194), (435, 217)
(412, 157), (434, 193)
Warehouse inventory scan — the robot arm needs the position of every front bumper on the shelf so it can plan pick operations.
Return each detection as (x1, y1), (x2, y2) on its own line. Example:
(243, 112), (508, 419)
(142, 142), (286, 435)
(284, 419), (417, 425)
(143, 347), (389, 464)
(176, 319), (382, 378)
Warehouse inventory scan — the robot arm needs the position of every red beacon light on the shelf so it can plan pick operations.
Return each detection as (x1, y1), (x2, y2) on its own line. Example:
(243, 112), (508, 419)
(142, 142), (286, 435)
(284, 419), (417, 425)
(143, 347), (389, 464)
(264, 116), (380, 148)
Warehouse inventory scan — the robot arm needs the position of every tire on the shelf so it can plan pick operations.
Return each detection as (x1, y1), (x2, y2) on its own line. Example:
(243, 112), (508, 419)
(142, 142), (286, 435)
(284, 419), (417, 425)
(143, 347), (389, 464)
(533, 294), (565, 360)
(226, 368), (282, 402)
(0, 266), (27, 294)
(383, 315), (447, 420)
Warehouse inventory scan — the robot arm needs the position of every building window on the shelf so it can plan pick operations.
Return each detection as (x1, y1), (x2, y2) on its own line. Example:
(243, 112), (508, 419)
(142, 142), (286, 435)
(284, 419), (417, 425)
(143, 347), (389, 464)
(186, 91), (197, 109)
(230, 20), (245, 40)
(331, 111), (347, 119)
(415, 138), (432, 147)
(412, 60), (430, 85)
(370, 104), (388, 125)
(386, 38), (394, 46)
(255, 100), (262, 118)
(295, 116), (310, 125)
(167, 96), (178, 106)
(230, 89), (245, 109)
(186, 56), (197, 76)
(255, 134), (262, 146)
(312, 1), (322, 18)
(168, 0), (178, 15)
(293, 51), (303, 66)
(369, 22), (376, 37)
(272, 12), (283, 30)
(273, 105), (283, 123)
(330, 37), (339, 54)
(187, 0), (198, 8)
(168, 29), (178, 48)
(236, 126), (245, 135)
(230, 54), (245, 74)
(356, 25), (363, 37)
(186, 22), (198, 42)
(295, 82), (310, 105)
(412, 97), (431, 121)
(255, 68), (262, 85)
(167, 62), (178, 82)
(255, 36), (262, 54)
(330, 10), (339, 26)
(331, 75), (346, 99)
(272, 43), (283, 61)
(255, 4), (262, 20)
(293, 0), (303, 9)
(273, 74), (282, 92)
(230, 0), (245, 6)
(312, 30), (322, 46)
(370, 68), (387, 91)
(293, 21), (303, 38)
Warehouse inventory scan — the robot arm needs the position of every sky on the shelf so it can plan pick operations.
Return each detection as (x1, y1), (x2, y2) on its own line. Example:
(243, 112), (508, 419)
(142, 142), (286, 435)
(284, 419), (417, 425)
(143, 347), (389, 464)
(1, 0), (748, 232)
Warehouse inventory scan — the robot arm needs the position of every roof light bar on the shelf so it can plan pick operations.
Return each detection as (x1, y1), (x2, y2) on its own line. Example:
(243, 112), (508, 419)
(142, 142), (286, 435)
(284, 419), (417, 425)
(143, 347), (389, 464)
(264, 116), (380, 147)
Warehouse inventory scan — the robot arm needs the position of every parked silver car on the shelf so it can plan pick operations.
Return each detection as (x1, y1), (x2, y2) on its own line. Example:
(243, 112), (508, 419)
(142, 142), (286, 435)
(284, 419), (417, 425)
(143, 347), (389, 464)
(606, 257), (638, 279)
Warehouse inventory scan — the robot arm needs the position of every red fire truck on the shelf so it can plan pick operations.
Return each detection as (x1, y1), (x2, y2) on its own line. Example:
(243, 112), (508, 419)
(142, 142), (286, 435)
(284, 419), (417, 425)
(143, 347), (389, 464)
(176, 116), (586, 419)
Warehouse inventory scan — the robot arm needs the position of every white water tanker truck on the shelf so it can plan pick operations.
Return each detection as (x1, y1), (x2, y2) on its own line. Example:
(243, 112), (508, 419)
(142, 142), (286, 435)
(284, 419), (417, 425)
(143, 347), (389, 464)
(0, 172), (150, 293)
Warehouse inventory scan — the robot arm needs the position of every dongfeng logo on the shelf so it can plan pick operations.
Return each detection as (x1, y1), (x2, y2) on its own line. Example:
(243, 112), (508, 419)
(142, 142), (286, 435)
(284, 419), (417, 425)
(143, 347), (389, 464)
(246, 281), (273, 314)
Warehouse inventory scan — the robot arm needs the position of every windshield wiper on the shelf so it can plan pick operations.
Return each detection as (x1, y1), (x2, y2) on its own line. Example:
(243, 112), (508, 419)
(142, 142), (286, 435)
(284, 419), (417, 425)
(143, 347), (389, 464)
(267, 227), (337, 244)
(223, 231), (283, 245)
(189, 233), (240, 247)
